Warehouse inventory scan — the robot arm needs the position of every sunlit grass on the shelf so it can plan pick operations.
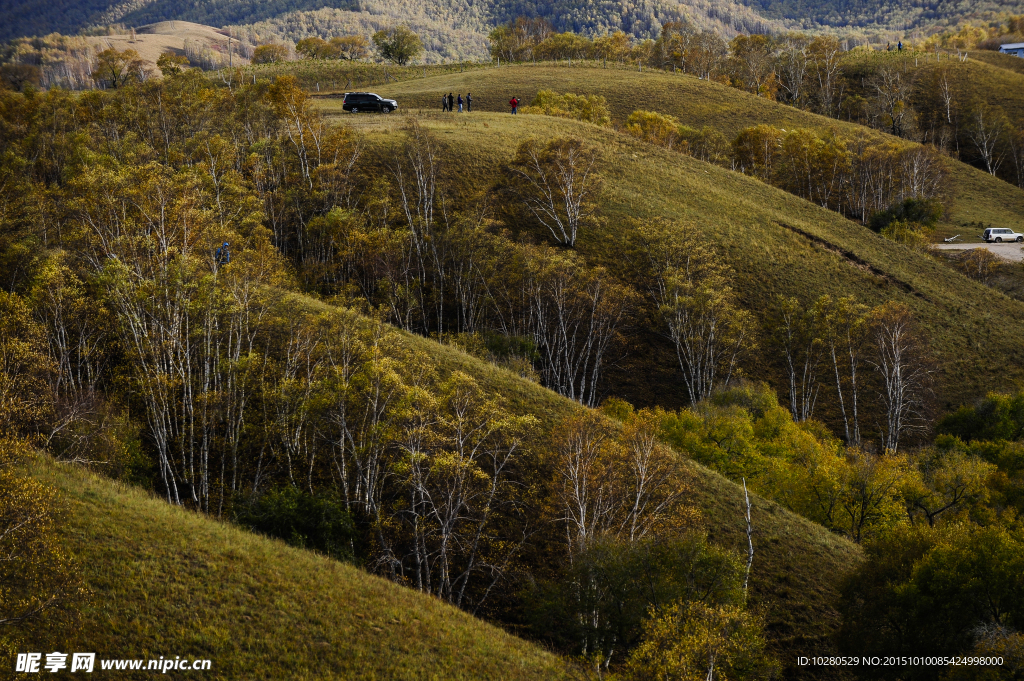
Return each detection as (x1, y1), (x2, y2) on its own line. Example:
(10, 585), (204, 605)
(315, 63), (1024, 242)
(330, 109), (1024, 410)
(17, 456), (571, 680)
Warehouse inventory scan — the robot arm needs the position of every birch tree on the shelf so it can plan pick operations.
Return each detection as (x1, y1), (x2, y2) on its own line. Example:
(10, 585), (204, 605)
(867, 302), (932, 453)
(634, 220), (754, 404)
(773, 296), (822, 422)
(394, 370), (537, 610)
(967, 104), (1009, 177)
(525, 249), (634, 406)
(813, 295), (867, 447)
(511, 137), (601, 247)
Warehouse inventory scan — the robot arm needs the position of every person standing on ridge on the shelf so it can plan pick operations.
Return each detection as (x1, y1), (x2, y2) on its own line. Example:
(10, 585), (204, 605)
(897, 40), (903, 52)
(442, 93), (448, 112)
(510, 96), (519, 114)
(466, 92), (472, 112)
(448, 92), (454, 112)
(457, 93), (463, 112)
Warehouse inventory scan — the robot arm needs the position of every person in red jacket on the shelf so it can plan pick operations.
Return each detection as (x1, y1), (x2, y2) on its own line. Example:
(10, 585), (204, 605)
(509, 96), (519, 114)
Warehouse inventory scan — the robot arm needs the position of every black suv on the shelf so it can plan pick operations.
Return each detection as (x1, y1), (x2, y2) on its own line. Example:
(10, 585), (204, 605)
(342, 92), (398, 113)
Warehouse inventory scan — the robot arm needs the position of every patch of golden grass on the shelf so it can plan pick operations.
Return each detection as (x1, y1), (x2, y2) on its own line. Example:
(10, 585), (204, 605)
(17, 456), (570, 680)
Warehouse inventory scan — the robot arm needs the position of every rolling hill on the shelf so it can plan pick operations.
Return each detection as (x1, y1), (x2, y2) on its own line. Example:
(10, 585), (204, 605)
(13, 287), (865, 678)
(7, 46), (1021, 681)
(17, 456), (571, 680)
(312, 69), (1024, 415)
(316, 62), (1024, 243)
(81, 22), (248, 70)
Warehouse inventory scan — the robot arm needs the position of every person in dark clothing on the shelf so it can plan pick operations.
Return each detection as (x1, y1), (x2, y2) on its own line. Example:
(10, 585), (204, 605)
(457, 94), (463, 112)
(442, 93), (448, 112)
(509, 96), (519, 114)
(897, 40), (903, 52)
(215, 242), (230, 267)
(448, 93), (454, 112)
(466, 92), (472, 112)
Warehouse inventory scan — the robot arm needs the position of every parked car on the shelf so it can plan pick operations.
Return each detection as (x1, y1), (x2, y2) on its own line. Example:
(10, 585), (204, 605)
(342, 92), (398, 113)
(981, 227), (1024, 243)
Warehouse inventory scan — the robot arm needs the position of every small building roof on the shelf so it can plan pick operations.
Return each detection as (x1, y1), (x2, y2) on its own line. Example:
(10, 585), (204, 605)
(1000, 42), (1024, 49)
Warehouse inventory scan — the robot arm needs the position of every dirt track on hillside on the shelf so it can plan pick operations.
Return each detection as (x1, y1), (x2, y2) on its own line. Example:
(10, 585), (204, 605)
(934, 243), (1024, 262)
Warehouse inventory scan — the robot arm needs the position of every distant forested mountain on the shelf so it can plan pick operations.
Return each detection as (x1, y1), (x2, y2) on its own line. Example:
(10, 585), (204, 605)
(1, 0), (1022, 48)
(739, 0), (1024, 30)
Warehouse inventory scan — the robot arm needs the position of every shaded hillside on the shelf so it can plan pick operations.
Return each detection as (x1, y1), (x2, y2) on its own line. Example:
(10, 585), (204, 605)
(291, 293), (865, 677)
(3, 0), (1021, 53)
(736, 0), (1023, 31)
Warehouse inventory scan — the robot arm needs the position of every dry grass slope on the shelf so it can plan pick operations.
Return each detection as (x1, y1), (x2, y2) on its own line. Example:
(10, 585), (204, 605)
(82, 22), (249, 72)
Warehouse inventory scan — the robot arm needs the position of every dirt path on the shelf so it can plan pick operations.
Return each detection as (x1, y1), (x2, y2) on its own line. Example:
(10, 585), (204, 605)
(934, 243), (1024, 262)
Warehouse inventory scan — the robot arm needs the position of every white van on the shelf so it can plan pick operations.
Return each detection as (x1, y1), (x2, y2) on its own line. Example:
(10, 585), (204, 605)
(982, 227), (1024, 243)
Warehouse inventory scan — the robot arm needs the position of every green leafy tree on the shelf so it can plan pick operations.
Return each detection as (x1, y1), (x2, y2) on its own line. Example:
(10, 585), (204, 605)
(903, 445), (993, 526)
(331, 35), (369, 60)
(938, 389), (1024, 442)
(156, 52), (189, 76)
(296, 37), (331, 59)
(372, 26), (423, 66)
(252, 44), (288, 64)
(840, 524), (1024, 680)
(91, 47), (146, 88)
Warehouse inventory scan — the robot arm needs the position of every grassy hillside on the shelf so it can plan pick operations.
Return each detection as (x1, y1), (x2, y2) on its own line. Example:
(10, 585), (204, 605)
(313, 103), (1024, 413)
(275, 294), (866, 676)
(14, 285), (864, 677)
(18, 456), (571, 680)
(960, 49), (1024, 76)
(317, 63), (1024, 242)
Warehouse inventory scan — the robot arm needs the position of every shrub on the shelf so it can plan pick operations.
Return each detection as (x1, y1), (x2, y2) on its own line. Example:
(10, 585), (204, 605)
(625, 110), (680, 148)
(524, 534), (745, 666)
(626, 600), (778, 681)
(234, 486), (356, 561)
(869, 197), (944, 233)
(678, 125), (731, 166)
(521, 90), (611, 126)
(953, 248), (1001, 284)
(881, 219), (929, 247)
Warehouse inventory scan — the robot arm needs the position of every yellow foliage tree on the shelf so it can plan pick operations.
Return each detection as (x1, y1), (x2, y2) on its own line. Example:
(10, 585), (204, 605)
(627, 601), (778, 680)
